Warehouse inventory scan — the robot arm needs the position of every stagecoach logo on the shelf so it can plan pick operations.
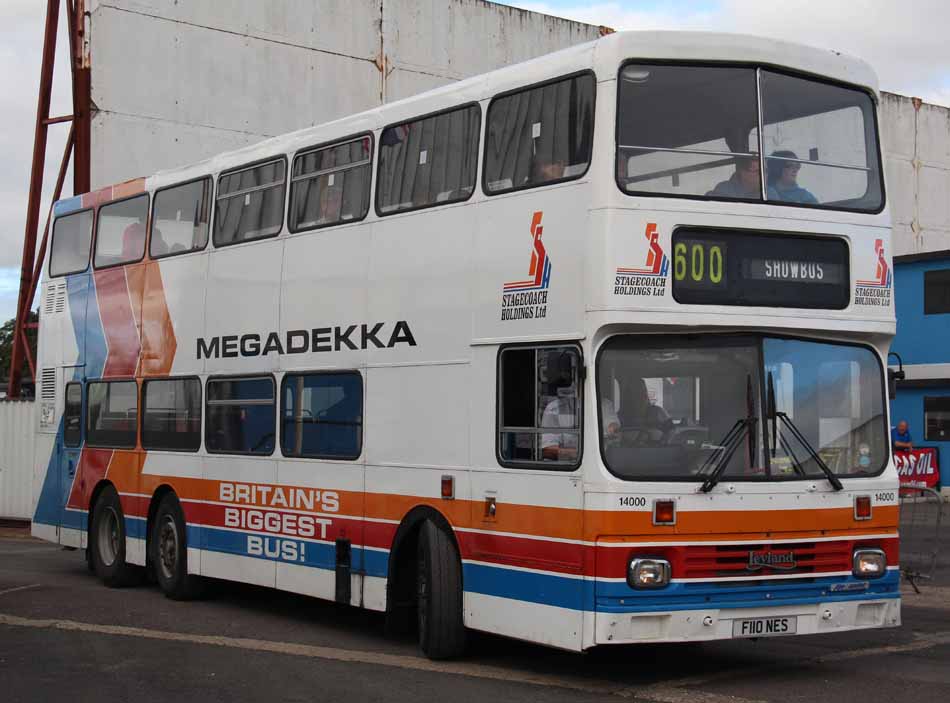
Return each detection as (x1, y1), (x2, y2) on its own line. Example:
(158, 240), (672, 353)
(614, 222), (669, 297)
(854, 238), (892, 307)
(500, 211), (550, 321)
(196, 321), (417, 359)
(747, 550), (797, 571)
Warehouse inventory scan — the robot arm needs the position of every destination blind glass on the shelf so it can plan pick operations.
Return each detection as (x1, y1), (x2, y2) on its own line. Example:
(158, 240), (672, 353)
(671, 229), (849, 309)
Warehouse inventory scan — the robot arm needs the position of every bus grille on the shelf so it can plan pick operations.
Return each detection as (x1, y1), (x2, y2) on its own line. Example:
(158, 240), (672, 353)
(682, 541), (853, 579)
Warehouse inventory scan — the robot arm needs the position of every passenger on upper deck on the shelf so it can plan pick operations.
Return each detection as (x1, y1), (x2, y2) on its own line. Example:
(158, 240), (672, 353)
(121, 219), (146, 261)
(707, 156), (774, 200)
(767, 150), (818, 204)
(529, 153), (567, 186)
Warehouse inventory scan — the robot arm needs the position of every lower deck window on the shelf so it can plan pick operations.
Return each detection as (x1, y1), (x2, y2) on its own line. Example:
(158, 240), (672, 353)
(281, 372), (362, 459)
(142, 378), (202, 451)
(86, 380), (138, 448)
(206, 377), (275, 455)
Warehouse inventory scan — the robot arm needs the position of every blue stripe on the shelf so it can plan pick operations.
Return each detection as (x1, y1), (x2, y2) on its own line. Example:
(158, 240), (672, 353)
(463, 563), (900, 612)
(33, 273), (104, 529)
(53, 196), (84, 217)
(112, 520), (901, 616)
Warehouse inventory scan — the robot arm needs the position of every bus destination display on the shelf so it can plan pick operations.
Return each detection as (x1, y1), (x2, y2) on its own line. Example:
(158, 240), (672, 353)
(671, 228), (850, 309)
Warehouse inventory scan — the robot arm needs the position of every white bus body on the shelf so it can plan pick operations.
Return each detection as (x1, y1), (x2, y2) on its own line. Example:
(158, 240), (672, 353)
(32, 31), (899, 656)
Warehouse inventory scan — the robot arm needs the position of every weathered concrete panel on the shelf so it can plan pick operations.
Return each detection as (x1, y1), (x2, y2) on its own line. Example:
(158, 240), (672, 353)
(880, 93), (916, 161)
(88, 0), (604, 188)
(881, 92), (950, 257)
(919, 165), (950, 230)
(891, 224), (917, 258)
(918, 102), (950, 168)
(884, 156), (916, 228)
(93, 0), (383, 58)
(91, 112), (263, 189)
(93, 5), (381, 138)
(383, 0), (603, 79)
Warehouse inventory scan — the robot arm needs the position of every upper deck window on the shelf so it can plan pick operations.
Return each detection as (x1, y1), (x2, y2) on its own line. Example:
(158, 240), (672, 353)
(290, 136), (372, 232)
(94, 194), (149, 268)
(49, 209), (94, 277)
(484, 73), (595, 194)
(151, 177), (212, 258)
(376, 104), (480, 215)
(616, 63), (883, 213)
(214, 159), (286, 246)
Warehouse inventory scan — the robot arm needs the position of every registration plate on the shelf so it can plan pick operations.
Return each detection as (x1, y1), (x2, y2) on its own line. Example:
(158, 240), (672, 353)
(732, 616), (797, 638)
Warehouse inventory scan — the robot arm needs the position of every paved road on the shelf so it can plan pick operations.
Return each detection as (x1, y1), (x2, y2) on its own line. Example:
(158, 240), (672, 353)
(2, 530), (949, 703)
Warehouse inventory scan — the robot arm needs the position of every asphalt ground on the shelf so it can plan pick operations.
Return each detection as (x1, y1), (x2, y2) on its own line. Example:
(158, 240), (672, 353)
(1, 528), (949, 703)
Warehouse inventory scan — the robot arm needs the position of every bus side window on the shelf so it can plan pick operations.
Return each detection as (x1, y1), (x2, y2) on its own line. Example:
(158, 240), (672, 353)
(86, 380), (138, 449)
(290, 136), (372, 232)
(151, 177), (212, 258)
(49, 209), (94, 277)
(94, 194), (149, 268)
(376, 104), (480, 215)
(281, 372), (363, 460)
(205, 377), (276, 455)
(214, 159), (286, 246)
(63, 382), (83, 448)
(142, 378), (202, 452)
(484, 72), (595, 194)
(498, 345), (582, 468)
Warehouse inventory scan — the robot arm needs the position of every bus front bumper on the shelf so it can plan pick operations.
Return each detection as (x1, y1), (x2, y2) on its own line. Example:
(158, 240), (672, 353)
(594, 597), (901, 644)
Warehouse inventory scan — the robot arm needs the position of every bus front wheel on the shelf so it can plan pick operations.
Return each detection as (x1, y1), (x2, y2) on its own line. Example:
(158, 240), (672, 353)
(416, 520), (466, 659)
(151, 493), (204, 600)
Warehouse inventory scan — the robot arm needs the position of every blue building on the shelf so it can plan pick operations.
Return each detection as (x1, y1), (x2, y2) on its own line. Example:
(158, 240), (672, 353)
(890, 252), (950, 489)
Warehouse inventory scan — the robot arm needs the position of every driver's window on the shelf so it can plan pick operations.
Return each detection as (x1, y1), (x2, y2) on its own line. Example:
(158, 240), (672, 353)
(205, 376), (275, 455)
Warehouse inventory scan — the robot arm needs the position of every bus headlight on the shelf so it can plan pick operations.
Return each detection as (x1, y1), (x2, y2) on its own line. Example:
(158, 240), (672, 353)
(628, 558), (671, 589)
(852, 548), (886, 579)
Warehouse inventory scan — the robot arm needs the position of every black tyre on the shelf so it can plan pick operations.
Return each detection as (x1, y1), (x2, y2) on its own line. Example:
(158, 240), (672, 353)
(89, 485), (139, 587)
(151, 493), (204, 600)
(417, 520), (466, 659)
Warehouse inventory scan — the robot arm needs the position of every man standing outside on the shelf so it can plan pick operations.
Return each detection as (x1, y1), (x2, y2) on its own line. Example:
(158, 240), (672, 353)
(892, 419), (913, 452)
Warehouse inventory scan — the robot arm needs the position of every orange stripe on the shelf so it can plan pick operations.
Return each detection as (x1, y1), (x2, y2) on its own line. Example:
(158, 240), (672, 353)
(105, 468), (899, 545)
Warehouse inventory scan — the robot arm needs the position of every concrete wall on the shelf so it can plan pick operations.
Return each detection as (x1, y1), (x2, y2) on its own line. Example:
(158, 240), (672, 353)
(87, 0), (606, 188)
(881, 93), (950, 257)
(0, 401), (36, 520)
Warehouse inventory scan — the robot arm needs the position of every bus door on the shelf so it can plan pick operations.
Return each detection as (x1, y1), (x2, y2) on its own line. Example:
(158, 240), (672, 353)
(59, 369), (84, 546)
(468, 344), (586, 648)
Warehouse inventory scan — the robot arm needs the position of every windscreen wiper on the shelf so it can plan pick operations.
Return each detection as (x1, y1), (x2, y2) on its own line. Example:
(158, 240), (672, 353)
(766, 371), (843, 491)
(699, 375), (757, 493)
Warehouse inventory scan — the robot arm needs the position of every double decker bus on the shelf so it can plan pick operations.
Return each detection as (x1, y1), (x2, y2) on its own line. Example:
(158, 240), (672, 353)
(31, 31), (899, 658)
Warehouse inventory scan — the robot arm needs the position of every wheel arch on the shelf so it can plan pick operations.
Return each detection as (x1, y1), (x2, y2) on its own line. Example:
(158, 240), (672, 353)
(86, 479), (117, 547)
(385, 505), (462, 619)
(145, 484), (179, 565)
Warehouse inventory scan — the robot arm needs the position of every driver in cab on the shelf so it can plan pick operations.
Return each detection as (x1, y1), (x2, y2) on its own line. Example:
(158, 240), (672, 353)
(620, 378), (672, 444)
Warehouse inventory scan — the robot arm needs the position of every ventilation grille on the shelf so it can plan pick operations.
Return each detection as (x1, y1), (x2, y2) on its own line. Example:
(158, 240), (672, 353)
(43, 283), (56, 314)
(42, 282), (67, 315)
(40, 368), (56, 401)
(54, 282), (66, 313)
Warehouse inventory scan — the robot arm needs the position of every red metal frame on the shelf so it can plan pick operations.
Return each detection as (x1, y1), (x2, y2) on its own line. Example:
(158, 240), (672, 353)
(7, 0), (90, 398)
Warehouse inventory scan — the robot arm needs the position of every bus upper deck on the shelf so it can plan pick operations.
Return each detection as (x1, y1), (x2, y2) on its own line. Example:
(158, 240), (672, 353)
(32, 31), (899, 657)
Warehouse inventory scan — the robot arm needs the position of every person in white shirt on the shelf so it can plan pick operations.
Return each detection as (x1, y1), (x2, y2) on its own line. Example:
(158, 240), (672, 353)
(540, 352), (620, 461)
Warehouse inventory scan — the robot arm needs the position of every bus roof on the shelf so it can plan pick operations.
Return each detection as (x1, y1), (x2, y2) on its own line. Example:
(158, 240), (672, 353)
(69, 30), (882, 201)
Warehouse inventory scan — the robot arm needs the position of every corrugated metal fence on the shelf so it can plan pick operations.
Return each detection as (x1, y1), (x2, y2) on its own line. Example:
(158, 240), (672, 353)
(0, 400), (35, 521)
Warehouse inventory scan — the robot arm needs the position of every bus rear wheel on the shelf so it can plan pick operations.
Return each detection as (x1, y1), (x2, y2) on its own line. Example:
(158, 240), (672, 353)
(416, 520), (466, 659)
(151, 493), (204, 600)
(90, 485), (139, 587)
